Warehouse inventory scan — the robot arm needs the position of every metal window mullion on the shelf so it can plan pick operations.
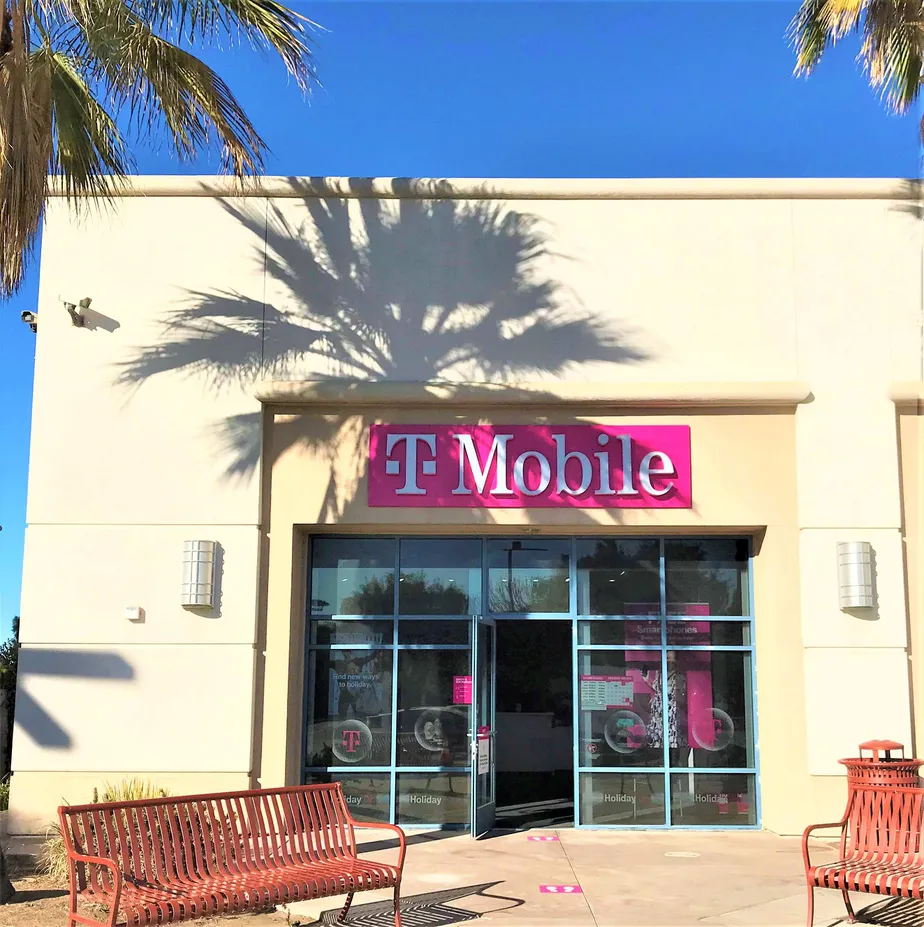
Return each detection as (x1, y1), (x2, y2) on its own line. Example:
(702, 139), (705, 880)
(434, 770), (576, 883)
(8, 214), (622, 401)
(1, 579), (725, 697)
(318, 615), (397, 621)
(664, 616), (750, 623)
(395, 644), (470, 651)
(390, 538), (400, 825)
(572, 617), (580, 828)
(394, 766), (469, 774)
(575, 644), (686, 652)
(481, 536), (488, 625)
(661, 645), (754, 653)
(301, 534), (315, 784)
(570, 537), (579, 827)
(665, 767), (758, 775)
(307, 766), (391, 774)
(746, 539), (760, 826)
(398, 615), (472, 621)
(306, 644), (392, 652)
(484, 612), (572, 620)
(659, 538), (671, 827)
(582, 614), (750, 622)
(577, 766), (667, 772)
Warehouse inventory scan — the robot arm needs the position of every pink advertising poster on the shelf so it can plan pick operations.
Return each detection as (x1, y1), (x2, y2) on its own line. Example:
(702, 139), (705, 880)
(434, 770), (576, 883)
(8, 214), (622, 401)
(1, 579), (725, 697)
(453, 676), (473, 705)
(623, 603), (714, 750)
(368, 424), (691, 508)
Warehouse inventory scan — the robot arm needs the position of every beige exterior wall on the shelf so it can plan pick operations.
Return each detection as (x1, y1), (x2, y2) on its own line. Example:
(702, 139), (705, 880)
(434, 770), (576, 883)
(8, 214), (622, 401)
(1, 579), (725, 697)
(11, 178), (924, 836)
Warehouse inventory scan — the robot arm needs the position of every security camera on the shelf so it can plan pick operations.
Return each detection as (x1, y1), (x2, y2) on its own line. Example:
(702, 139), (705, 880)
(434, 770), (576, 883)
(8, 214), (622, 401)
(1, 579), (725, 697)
(63, 300), (86, 328)
(20, 310), (37, 333)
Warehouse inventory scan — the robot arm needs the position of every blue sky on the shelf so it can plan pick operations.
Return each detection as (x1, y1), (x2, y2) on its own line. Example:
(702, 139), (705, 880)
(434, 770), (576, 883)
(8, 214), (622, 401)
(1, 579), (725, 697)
(0, 0), (917, 638)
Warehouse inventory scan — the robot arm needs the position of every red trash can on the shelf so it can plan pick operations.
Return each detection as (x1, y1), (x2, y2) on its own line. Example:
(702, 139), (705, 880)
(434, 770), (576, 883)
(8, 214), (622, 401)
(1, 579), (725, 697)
(838, 740), (924, 789)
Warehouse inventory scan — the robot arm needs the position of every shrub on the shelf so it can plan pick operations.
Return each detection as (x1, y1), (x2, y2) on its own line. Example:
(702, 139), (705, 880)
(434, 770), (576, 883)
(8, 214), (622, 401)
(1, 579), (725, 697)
(39, 778), (170, 887)
(37, 824), (69, 885)
(98, 778), (169, 804)
(0, 777), (10, 813)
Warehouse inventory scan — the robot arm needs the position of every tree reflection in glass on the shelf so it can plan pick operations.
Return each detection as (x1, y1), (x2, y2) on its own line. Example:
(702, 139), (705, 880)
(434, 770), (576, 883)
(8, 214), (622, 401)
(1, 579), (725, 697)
(399, 539), (481, 614)
(487, 539), (570, 613)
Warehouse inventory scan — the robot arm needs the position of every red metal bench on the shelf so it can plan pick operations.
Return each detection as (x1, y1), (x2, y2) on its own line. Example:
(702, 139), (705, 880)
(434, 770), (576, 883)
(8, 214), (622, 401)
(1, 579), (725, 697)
(803, 783), (924, 926)
(58, 783), (406, 927)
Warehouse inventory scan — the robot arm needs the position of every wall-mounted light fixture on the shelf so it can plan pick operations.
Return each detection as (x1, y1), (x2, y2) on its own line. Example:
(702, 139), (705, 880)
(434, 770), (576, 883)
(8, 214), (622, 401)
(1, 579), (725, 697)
(182, 540), (218, 608)
(837, 541), (874, 610)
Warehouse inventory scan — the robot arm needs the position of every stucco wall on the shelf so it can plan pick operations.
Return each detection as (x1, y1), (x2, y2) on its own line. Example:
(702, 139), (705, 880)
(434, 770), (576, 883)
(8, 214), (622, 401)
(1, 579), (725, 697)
(11, 179), (924, 835)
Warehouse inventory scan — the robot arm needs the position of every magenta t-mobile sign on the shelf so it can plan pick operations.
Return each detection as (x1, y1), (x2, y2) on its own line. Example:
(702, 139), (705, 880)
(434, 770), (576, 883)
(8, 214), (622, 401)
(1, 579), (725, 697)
(367, 425), (691, 508)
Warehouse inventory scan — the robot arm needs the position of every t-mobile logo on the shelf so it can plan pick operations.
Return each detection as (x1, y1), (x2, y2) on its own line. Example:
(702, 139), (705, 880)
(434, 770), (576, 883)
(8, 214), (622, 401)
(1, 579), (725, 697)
(341, 730), (362, 753)
(384, 433), (438, 495)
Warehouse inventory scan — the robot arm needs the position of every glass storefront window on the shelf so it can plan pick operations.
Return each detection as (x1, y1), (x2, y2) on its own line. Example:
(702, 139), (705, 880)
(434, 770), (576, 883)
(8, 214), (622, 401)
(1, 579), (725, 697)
(487, 538), (570, 613)
(305, 648), (393, 768)
(310, 538), (396, 615)
(397, 651), (471, 767)
(578, 620), (636, 646)
(579, 772), (666, 826)
(666, 650), (753, 769)
(399, 539), (482, 614)
(309, 620), (394, 646)
(665, 620), (750, 646)
(398, 620), (470, 645)
(576, 539), (660, 615)
(577, 650), (663, 768)
(665, 539), (749, 616)
(579, 619), (750, 646)
(396, 773), (470, 826)
(670, 774), (756, 827)
(305, 773), (392, 823)
(305, 535), (758, 831)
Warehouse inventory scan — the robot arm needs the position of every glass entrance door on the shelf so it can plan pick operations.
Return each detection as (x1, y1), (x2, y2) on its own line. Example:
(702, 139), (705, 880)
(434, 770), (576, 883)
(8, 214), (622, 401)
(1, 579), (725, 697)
(472, 614), (496, 837)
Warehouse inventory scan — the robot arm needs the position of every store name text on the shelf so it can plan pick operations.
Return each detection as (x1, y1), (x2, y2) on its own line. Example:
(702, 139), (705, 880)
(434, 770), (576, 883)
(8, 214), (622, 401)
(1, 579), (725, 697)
(368, 425), (691, 509)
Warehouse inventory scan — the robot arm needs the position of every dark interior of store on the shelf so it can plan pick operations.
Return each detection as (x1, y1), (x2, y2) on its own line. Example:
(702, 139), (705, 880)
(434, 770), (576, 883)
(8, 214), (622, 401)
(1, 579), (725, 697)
(495, 620), (574, 829)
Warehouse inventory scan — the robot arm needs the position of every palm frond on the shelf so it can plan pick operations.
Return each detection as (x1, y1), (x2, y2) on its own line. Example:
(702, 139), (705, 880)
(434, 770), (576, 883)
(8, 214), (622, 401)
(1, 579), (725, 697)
(789, 0), (866, 74)
(790, 0), (924, 113)
(36, 46), (132, 200)
(0, 0), (321, 296)
(0, 6), (50, 296)
(135, 0), (319, 90)
(859, 0), (924, 111)
(69, 2), (268, 173)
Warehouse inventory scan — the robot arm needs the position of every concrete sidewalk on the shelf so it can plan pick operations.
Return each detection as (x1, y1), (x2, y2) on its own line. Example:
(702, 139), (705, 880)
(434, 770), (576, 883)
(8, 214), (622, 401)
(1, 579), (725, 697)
(271, 829), (917, 927)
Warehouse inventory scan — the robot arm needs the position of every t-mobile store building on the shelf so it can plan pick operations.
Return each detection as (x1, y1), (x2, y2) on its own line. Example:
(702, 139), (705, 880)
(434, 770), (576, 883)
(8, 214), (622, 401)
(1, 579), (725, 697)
(10, 178), (923, 840)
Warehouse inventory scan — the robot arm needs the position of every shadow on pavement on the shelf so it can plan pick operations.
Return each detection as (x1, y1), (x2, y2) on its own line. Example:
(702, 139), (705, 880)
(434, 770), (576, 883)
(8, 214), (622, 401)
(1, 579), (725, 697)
(9, 886), (68, 903)
(298, 882), (524, 926)
(857, 897), (924, 925)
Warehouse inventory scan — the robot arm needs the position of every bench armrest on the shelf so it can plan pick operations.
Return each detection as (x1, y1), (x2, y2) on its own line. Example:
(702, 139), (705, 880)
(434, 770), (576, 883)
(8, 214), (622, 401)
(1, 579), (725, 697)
(349, 820), (407, 872)
(802, 819), (848, 871)
(69, 853), (123, 896)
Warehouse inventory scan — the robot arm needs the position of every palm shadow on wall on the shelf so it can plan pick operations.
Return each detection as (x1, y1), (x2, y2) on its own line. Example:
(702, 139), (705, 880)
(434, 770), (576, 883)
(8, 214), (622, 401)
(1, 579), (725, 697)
(117, 178), (649, 521)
